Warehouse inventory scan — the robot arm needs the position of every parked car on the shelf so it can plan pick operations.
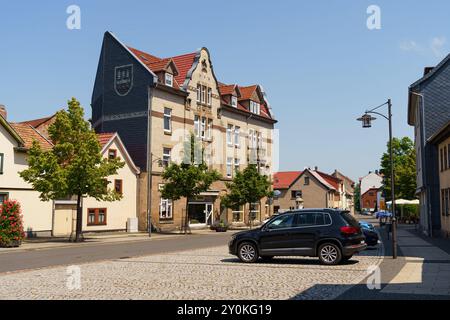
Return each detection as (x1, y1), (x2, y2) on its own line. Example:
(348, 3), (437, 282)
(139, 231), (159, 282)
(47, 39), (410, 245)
(359, 221), (379, 246)
(375, 210), (392, 219)
(228, 209), (367, 265)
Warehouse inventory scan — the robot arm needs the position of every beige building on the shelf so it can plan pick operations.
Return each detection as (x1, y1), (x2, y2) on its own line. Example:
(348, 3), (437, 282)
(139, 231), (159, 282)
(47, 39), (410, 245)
(273, 168), (350, 213)
(0, 108), (140, 237)
(0, 110), (54, 236)
(430, 121), (450, 237)
(123, 44), (277, 231)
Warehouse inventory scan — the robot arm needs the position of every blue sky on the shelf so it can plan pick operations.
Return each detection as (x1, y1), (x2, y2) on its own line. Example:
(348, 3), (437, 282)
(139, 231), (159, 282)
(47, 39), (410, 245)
(0, 0), (448, 181)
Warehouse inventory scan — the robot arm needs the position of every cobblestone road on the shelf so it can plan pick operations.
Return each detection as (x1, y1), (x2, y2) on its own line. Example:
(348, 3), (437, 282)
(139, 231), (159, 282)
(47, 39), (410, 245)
(0, 245), (382, 300)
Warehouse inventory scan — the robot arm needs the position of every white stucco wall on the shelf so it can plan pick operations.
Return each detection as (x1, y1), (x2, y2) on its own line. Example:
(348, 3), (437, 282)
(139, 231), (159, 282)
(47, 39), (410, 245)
(0, 124), (53, 233)
(82, 138), (138, 231)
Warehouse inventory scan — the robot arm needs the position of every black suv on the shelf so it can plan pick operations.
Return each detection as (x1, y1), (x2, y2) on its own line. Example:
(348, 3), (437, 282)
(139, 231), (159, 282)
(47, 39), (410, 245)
(228, 209), (366, 265)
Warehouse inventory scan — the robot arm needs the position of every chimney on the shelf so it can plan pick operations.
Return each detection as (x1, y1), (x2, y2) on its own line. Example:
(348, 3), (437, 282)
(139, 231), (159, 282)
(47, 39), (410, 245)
(0, 105), (6, 119)
(424, 67), (434, 76)
(375, 170), (379, 175)
(314, 166), (318, 171)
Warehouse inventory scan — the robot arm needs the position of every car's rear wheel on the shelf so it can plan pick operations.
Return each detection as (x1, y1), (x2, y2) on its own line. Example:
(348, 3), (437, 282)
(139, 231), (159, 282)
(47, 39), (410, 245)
(318, 243), (342, 265)
(237, 242), (258, 263)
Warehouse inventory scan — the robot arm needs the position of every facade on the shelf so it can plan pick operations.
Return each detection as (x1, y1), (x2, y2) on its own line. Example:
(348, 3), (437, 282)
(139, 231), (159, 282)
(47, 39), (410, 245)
(0, 113), (54, 236)
(408, 55), (450, 236)
(359, 171), (384, 212)
(0, 109), (140, 237)
(332, 170), (355, 213)
(429, 121), (450, 237)
(273, 168), (350, 213)
(91, 32), (276, 232)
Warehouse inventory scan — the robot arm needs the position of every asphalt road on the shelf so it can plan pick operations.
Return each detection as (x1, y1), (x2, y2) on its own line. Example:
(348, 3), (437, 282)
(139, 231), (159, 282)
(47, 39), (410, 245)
(0, 232), (235, 274)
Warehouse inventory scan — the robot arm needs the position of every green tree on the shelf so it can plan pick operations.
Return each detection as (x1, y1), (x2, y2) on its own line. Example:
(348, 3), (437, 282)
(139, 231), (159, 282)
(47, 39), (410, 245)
(221, 164), (273, 227)
(20, 98), (124, 242)
(160, 134), (221, 234)
(354, 182), (361, 213)
(380, 136), (416, 201)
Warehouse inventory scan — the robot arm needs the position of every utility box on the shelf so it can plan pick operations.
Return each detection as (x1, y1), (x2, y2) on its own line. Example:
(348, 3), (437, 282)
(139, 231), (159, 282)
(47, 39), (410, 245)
(127, 218), (138, 233)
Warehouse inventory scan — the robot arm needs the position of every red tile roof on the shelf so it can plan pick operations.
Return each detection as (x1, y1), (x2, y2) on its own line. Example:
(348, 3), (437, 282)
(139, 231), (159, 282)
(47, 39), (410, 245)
(239, 85), (258, 100)
(10, 123), (53, 151)
(128, 46), (196, 89)
(19, 116), (54, 128)
(170, 52), (197, 86)
(316, 171), (341, 190)
(273, 171), (303, 189)
(97, 132), (115, 148)
(219, 84), (237, 96)
(127, 44), (275, 121)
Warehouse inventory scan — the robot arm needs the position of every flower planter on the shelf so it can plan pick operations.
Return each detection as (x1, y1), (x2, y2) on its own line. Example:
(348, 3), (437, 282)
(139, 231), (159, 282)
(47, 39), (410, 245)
(215, 227), (228, 232)
(0, 240), (22, 248)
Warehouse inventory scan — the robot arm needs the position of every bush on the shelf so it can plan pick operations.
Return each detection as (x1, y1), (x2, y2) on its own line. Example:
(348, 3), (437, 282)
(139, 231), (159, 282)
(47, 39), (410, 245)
(0, 200), (25, 246)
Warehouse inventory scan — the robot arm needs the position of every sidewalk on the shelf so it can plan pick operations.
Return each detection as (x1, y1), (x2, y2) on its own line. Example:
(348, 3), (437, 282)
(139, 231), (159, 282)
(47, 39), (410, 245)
(380, 224), (450, 296)
(337, 222), (450, 299)
(0, 229), (221, 254)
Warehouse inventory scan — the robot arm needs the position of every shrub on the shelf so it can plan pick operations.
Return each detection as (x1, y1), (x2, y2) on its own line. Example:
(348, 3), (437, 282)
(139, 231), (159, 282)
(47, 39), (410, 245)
(0, 200), (25, 246)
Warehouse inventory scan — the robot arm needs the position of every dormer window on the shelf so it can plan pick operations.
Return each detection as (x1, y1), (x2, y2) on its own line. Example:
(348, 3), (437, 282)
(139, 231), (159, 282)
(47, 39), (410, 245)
(231, 96), (237, 108)
(165, 73), (173, 87)
(250, 101), (260, 115)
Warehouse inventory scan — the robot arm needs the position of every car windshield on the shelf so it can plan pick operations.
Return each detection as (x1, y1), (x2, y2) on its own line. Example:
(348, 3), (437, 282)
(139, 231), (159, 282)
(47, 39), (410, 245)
(341, 211), (359, 227)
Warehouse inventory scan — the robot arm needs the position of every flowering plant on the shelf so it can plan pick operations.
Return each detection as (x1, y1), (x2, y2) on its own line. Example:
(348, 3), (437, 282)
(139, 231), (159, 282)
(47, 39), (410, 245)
(0, 200), (25, 246)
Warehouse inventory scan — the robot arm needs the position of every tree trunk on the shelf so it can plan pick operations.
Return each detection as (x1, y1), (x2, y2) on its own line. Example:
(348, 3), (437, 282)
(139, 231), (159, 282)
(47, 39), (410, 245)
(184, 197), (190, 234)
(74, 194), (83, 242)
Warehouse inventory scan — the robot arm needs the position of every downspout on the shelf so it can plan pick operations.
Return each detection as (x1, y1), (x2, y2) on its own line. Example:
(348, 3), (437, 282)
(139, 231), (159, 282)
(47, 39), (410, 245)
(146, 79), (157, 236)
(51, 200), (55, 237)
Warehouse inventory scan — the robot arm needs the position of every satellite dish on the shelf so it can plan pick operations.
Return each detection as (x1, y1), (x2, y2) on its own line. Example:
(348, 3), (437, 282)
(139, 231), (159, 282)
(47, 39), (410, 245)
(273, 190), (282, 197)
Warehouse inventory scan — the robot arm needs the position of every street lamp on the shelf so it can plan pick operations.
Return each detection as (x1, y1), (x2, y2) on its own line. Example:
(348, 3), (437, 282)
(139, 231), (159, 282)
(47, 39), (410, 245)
(357, 99), (397, 259)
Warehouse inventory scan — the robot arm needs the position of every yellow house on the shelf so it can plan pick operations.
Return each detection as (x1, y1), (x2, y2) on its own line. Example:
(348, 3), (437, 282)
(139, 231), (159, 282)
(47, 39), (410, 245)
(0, 111), (54, 236)
(430, 121), (450, 238)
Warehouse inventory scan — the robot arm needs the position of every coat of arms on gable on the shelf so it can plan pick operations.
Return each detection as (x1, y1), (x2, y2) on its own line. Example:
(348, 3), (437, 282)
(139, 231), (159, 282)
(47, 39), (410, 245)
(115, 64), (133, 96)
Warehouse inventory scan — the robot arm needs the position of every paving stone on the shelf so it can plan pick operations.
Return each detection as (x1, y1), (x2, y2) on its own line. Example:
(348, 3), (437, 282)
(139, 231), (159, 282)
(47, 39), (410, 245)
(0, 245), (383, 300)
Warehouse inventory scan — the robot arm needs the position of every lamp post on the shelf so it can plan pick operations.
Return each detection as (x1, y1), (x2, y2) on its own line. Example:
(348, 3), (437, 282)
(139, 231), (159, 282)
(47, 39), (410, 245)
(357, 99), (397, 259)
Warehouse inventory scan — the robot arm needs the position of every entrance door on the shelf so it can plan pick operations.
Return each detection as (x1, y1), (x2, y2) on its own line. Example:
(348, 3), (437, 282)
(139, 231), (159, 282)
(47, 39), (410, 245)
(188, 202), (214, 226)
(53, 204), (75, 236)
(205, 203), (214, 226)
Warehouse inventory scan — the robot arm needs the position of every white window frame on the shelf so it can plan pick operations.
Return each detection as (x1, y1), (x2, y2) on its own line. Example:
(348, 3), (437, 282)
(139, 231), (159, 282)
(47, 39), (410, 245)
(163, 107), (172, 132)
(196, 84), (201, 102)
(234, 158), (240, 172)
(227, 124), (233, 146)
(163, 148), (171, 167)
(201, 117), (206, 139)
(226, 157), (233, 178)
(160, 198), (173, 219)
(207, 118), (213, 140)
(207, 88), (212, 106)
(231, 95), (237, 108)
(250, 101), (260, 115)
(194, 115), (200, 138)
(248, 129), (254, 148)
(232, 205), (244, 222)
(234, 126), (240, 147)
(201, 85), (206, 104)
(165, 73), (173, 87)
